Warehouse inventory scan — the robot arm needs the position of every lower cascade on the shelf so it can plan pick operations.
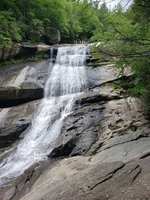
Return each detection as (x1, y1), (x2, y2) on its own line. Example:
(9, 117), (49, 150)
(0, 45), (89, 186)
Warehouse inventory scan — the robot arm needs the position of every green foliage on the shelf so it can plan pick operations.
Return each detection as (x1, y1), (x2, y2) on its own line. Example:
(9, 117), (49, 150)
(77, 0), (99, 39)
(0, 0), (149, 114)
(92, 0), (150, 113)
(0, 0), (99, 45)
(27, 19), (44, 42)
(0, 11), (21, 47)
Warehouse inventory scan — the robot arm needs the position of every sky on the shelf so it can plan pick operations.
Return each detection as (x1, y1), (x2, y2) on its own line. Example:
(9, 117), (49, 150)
(99, 0), (133, 9)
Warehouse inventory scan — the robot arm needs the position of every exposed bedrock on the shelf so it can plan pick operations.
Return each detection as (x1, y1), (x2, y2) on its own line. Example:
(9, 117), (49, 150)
(0, 60), (51, 107)
(0, 44), (58, 61)
(0, 100), (40, 150)
(0, 57), (149, 200)
(0, 58), (124, 108)
(20, 154), (150, 200)
(50, 96), (149, 158)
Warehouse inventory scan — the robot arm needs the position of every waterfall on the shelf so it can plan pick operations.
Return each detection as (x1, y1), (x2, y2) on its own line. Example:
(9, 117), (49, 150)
(0, 45), (89, 186)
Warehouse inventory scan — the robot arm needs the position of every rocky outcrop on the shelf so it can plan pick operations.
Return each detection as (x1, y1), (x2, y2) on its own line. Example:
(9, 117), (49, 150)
(0, 60), (51, 107)
(20, 153), (150, 200)
(48, 63), (148, 158)
(0, 161), (47, 200)
(49, 95), (149, 158)
(0, 44), (51, 61)
(0, 85), (43, 108)
(0, 100), (40, 150)
(0, 55), (149, 200)
(0, 43), (61, 62)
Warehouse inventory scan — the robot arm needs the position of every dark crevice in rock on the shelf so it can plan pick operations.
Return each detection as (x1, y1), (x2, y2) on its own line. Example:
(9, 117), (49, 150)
(86, 61), (111, 67)
(49, 137), (77, 158)
(140, 151), (150, 159)
(134, 133), (150, 141)
(10, 186), (18, 200)
(66, 126), (77, 132)
(24, 169), (35, 184)
(131, 165), (141, 183)
(75, 95), (122, 107)
(9, 172), (35, 200)
(90, 75), (134, 90)
(89, 174), (113, 190)
(86, 58), (100, 64)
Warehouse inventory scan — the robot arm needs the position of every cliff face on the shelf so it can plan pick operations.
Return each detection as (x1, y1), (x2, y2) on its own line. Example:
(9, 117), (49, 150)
(0, 51), (150, 200)
(0, 44), (52, 61)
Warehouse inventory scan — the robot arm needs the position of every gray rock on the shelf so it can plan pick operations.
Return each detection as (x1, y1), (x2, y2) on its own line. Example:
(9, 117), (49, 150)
(0, 44), (52, 61)
(0, 100), (40, 149)
(49, 100), (105, 157)
(50, 95), (149, 158)
(0, 58), (149, 200)
(92, 137), (150, 163)
(0, 85), (43, 108)
(19, 154), (150, 200)
(86, 62), (132, 89)
(0, 60), (51, 107)
(0, 59), (127, 108)
(0, 161), (47, 200)
(86, 63), (117, 88)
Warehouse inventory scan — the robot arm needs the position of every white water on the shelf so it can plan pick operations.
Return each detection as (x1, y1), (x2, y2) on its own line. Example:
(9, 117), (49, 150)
(0, 45), (89, 185)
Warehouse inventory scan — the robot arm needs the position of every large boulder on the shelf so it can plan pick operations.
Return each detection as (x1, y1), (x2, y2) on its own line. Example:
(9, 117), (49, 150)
(0, 100), (40, 149)
(0, 60), (51, 107)
(0, 84), (43, 108)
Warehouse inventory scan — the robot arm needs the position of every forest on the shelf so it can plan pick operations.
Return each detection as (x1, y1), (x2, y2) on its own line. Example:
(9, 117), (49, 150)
(0, 0), (150, 112)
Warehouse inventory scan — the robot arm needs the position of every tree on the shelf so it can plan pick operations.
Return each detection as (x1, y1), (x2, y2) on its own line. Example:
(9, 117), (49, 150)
(92, 0), (150, 113)
(77, 0), (99, 40)
(0, 11), (21, 47)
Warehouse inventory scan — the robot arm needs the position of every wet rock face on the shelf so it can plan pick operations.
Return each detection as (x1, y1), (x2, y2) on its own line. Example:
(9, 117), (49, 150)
(0, 57), (150, 200)
(50, 102), (103, 157)
(0, 100), (40, 150)
(50, 95), (149, 158)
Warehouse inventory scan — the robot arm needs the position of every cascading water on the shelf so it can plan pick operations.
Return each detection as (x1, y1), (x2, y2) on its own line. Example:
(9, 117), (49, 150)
(0, 45), (89, 186)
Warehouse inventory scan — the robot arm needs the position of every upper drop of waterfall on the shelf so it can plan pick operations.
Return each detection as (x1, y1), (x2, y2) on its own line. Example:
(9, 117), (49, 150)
(0, 45), (89, 186)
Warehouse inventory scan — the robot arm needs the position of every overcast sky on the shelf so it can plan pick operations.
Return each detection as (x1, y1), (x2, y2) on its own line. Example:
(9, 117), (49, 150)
(100, 0), (133, 9)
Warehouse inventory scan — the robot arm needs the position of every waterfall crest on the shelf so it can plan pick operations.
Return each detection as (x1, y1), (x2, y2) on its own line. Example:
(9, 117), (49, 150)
(0, 45), (89, 185)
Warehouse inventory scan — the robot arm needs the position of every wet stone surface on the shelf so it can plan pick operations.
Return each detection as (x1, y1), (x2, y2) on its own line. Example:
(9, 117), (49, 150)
(0, 49), (149, 200)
